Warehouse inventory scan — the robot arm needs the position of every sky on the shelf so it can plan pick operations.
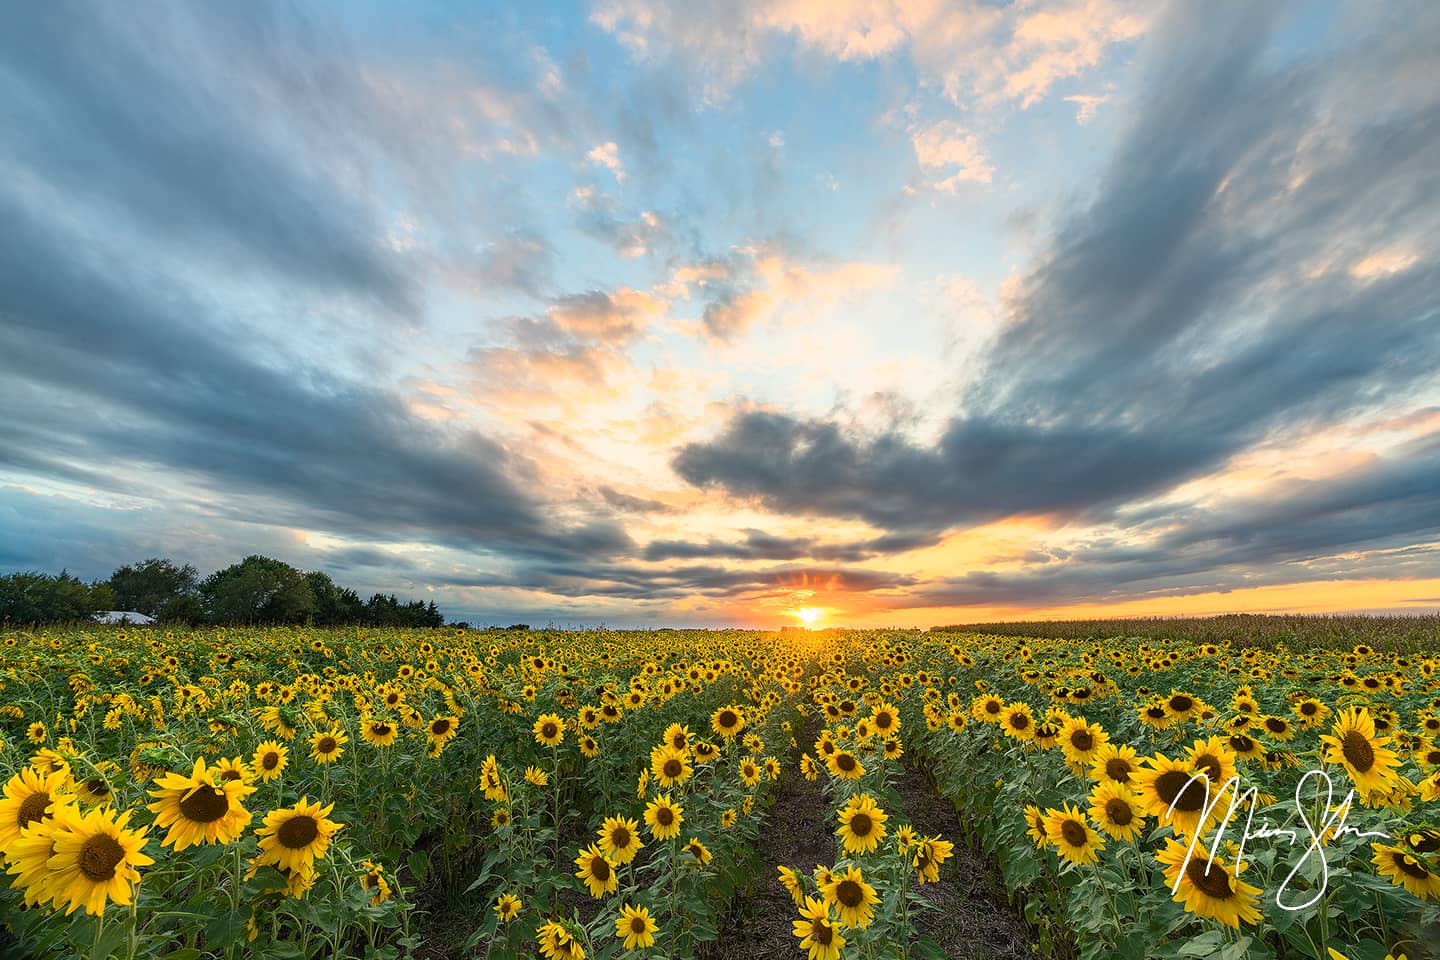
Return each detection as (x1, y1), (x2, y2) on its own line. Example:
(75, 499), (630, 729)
(2, 1), (1438, 628)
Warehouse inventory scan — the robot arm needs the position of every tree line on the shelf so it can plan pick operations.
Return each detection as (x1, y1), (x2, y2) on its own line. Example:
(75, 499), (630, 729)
(0, 556), (446, 627)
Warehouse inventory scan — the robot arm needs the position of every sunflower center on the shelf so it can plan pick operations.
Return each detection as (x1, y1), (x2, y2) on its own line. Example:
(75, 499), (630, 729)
(1146, 707), (1167, 720)
(1194, 754), (1223, 782)
(719, 710), (738, 728)
(835, 878), (865, 907)
(278, 815), (320, 849)
(850, 813), (873, 837)
(985, 701), (1001, 714)
(1228, 735), (1255, 753)
(1301, 703), (1317, 715)
(630, 916), (647, 933)
(1341, 730), (1376, 772)
(612, 826), (631, 847)
(261, 752), (280, 770)
(375, 724), (392, 736)
(1155, 770), (1208, 812)
(1105, 758), (1132, 782)
(656, 807), (674, 826)
(1265, 718), (1286, 733)
(542, 723), (558, 739)
(1105, 798), (1134, 825)
(1392, 851), (1431, 879)
(837, 754), (857, 771)
(1070, 731), (1094, 751)
(1010, 713), (1030, 730)
(591, 857), (611, 882)
(84, 778), (111, 796)
(1170, 695), (1193, 712)
(876, 713), (893, 729)
(664, 759), (682, 778)
(17, 792), (52, 828)
(672, 734), (686, 749)
(179, 785), (232, 823)
(813, 921), (834, 946)
(1185, 857), (1235, 900)
(317, 737), (338, 754)
(1059, 819), (1088, 847)
(78, 833), (126, 882)
(432, 719), (452, 736)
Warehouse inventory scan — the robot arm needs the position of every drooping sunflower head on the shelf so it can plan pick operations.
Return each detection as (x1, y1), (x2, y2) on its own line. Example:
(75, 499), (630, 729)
(1371, 842), (1440, 900)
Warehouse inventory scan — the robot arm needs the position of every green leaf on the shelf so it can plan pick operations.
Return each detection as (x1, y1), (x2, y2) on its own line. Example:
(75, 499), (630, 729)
(408, 850), (429, 884)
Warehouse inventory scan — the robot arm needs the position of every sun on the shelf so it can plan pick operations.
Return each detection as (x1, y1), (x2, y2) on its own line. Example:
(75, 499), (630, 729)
(794, 607), (823, 627)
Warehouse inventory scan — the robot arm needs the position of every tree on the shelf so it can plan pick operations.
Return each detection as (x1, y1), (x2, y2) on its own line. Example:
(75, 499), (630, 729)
(0, 571), (114, 624)
(305, 571), (366, 625)
(198, 556), (316, 624)
(157, 594), (205, 625)
(108, 558), (199, 617)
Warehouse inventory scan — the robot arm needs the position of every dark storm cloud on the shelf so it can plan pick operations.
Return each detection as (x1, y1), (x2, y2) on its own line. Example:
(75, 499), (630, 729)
(434, 563), (915, 601)
(642, 529), (941, 563)
(0, 3), (417, 314)
(597, 486), (673, 515)
(675, 2), (1440, 579)
(0, 190), (631, 567)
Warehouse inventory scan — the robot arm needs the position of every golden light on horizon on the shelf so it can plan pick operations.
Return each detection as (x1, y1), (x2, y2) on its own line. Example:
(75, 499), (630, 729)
(793, 606), (824, 627)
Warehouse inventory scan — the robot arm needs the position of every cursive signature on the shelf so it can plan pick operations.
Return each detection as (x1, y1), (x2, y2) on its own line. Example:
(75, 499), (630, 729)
(1165, 768), (1391, 911)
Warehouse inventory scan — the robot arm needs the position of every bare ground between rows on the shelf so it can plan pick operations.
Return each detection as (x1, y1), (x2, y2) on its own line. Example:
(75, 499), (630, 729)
(895, 763), (1034, 960)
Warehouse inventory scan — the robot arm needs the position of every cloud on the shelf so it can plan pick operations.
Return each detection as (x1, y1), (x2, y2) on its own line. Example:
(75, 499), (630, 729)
(590, 0), (1145, 108)
(547, 288), (667, 345)
(587, 140), (627, 182)
(570, 186), (667, 256)
(0, 3), (419, 315)
(910, 120), (995, 189)
(674, 2), (1440, 593)
(468, 231), (555, 296)
(1063, 92), (1111, 124)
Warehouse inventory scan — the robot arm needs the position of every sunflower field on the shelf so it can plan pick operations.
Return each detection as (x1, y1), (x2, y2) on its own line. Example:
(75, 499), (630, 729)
(2, 626), (1439, 960)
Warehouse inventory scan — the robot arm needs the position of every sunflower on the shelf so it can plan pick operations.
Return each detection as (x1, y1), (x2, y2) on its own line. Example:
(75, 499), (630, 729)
(1059, 716), (1110, 767)
(73, 763), (119, 806)
(721, 808), (737, 829)
(1000, 702), (1036, 741)
(1226, 732), (1265, 762)
(1032, 721), (1061, 749)
(4, 810), (67, 907)
(825, 750), (865, 781)
(0, 767), (74, 848)
(1089, 743), (1140, 785)
(870, 702), (900, 738)
(1156, 838), (1262, 927)
(1371, 843), (1440, 900)
(1257, 715), (1295, 742)
(740, 758), (762, 787)
(1132, 754), (1215, 837)
(27, 722), (46, 744)
(712, 705), (746, 738)
(1164, 690), (1202, 722)
(651, 745), (693, 788)
(309, 728), (348, 764)
(1416, 742), (1440, 772)
(644, 794), (684, 840)
(821, 865), (879, 928)
(359, 859), (391, 905)
(426, 715), (459, 749)
(525, 766), (549, 787)
(494, 892), (522, 922)
(597, 816), (644, 865)
(1185, 736), (1239, 790)
(1321, 707), (1402, 795)
(534, 713), (565, 748)
(793, 896), (846, 960)
(663, 723), (692, 753)
(1088, 782), (1146, 842)
(1293, 698), (1331, 728)
(574, 843), (618, 898)
(1043, 804), (1104, 865)
(913, 834), (955, 883)
(971, 694), (1006, 723)
(1024, 804), (1050, 848)
(778, 864), (805, 905)
(43, 805), (154, 917)
(147, 757), (254, 850)
(615, 902), (659, 950)
(692, 740), (720, 764)
(685, 837), (712, 867)
(360, 717), (398, 748)
(255, 796), (343, 873)
(491, 807), (512, 829)
(836, 793), (888, 855)
(253, 741), (289, 782)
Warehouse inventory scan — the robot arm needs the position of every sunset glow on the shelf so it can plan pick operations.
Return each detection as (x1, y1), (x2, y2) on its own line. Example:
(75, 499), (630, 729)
(2, 3), (1438, 627)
